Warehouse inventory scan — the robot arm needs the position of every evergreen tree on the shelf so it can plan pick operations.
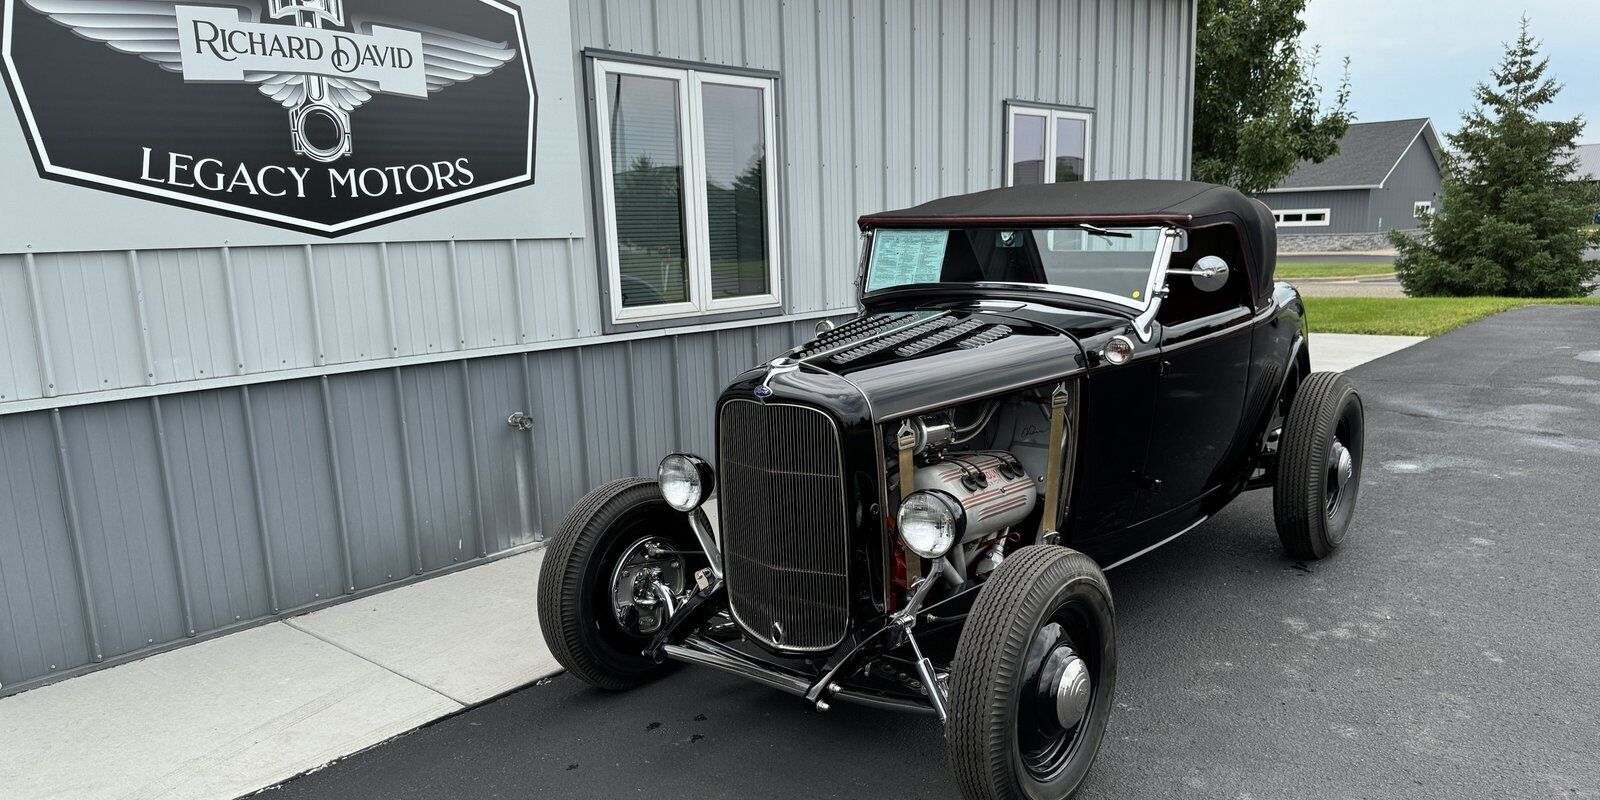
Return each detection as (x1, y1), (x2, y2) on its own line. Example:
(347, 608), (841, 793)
(1191, 0), (1352, 193)
(1393, 18), (1600, 297)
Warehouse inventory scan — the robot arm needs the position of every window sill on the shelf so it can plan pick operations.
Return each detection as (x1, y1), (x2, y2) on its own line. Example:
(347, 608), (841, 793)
(602, 302), (789, 336)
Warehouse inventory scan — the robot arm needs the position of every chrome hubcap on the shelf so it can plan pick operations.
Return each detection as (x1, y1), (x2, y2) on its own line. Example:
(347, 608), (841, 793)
(609, 536), (686, 635)
(1054, 650), (1093, 729)
(1330, 439), (1353, 490)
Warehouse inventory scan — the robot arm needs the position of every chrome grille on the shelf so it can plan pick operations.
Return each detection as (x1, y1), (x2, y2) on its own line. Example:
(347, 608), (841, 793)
(718, 399), (850, 651)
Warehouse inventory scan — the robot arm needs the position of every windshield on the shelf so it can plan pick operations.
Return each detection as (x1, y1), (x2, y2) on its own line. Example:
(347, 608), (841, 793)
(864, 226), (1170, 309)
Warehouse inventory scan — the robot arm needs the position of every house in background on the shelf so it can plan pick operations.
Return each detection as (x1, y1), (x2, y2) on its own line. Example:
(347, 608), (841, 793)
(1254, 118), (1444, 251)
(1567, 143), (1600, 184)
(1568, 143), (1600, 226)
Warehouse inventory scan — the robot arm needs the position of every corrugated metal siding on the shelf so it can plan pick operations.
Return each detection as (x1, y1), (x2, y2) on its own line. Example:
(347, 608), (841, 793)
(1369, 138), (1443, 232)
(0, 238), (601, 409)
(574, 0), (1196, 315)
(0, 0), (1191, 410)
(1255, 189), (1374, 235)
(0, 317), (834, 694)
(0, 0), (1195, 694)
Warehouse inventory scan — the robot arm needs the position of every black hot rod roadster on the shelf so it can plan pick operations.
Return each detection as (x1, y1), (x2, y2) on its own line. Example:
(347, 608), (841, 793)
(538, 180), (1364, 799)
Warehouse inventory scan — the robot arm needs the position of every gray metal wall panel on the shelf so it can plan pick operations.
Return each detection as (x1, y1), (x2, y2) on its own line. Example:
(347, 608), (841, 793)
(0, 412), (92, 685)
(232, 247), (320, 374)
(0, 255), (43, 402)
(1255, 190), (1374, 235)
(326, 370), (414, 587)
(62, 401), (190, 651)
(158, 391), (273, 631)
(3, 311), (881, 694)
(140, 249), (238, 384)
(525, 349), (588, 522)
(248, 379), (347, 607)
(1369, 139), (1443, 232)
(465, 357), (540, 556)
(312, 244), (389, 364)
(390, 242), (463, 356)
(399, 363), (479, 571)
(0, 237), (597, 410)
(34, 251), (147, 397)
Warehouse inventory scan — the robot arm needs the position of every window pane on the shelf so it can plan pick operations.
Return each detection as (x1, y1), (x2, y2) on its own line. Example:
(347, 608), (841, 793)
(1011, 112), (1047, 185)
(701, 83), (770, 299)
(608, 72), (688, 308)
(1054, 116), (1087, 182)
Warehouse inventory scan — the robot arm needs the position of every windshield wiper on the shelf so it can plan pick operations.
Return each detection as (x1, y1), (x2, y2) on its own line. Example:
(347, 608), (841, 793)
(1076, 223), (1134, 239)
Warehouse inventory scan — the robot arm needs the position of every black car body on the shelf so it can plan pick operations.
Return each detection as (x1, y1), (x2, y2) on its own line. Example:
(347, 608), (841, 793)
(539, 180), (1365, 799)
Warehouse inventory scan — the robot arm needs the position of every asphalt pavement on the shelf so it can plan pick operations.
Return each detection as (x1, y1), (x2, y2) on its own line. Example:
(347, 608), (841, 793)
(264, 306), (1600, 800)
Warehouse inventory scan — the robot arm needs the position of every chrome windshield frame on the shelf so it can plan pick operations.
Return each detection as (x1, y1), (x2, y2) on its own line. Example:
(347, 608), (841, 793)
(857, 224), (1181, 341)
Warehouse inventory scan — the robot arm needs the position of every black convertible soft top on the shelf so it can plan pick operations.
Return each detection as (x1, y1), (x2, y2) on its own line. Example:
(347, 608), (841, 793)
(859, 180), (1279, 306)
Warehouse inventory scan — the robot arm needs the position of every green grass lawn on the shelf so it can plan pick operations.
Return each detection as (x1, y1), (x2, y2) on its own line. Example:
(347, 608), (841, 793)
(1276, 261), (1397, 279)
(1304, 296), (1600, 337)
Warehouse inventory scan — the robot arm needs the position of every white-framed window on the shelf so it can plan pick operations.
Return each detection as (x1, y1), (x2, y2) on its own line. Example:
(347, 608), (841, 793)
(1413, 201), (1433, 217)
(1005, 104), (1093, 186)
(592, 59), (781, 323)
(1272, 208), (1331, 227)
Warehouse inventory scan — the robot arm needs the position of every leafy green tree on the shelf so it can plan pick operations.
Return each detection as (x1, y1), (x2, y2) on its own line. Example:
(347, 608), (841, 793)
(1393, 18), (1600, 297)
(1191, 0), (1352, 193)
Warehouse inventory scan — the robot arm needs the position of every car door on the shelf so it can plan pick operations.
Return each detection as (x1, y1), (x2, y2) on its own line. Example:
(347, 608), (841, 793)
(1140, 305), (1254, 520)
(1067, 340), (1161, 546)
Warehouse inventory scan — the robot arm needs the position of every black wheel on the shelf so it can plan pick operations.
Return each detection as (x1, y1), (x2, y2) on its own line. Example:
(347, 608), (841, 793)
(947, 546), (1116, 800)
(1273, 371), (1365, 560)
(537, 477), (700, 691)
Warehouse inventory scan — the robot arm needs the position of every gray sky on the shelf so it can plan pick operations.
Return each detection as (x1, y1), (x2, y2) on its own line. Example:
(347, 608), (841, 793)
(1300, 0), (1600, 143)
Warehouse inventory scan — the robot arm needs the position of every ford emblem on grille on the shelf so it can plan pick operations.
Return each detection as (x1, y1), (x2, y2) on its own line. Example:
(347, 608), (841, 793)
(771, 621), (785, 645)
(754, 385), (774, 398)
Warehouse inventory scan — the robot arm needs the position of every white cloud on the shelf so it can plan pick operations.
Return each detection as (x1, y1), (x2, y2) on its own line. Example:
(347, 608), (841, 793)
(1300, 0), (1600, 141)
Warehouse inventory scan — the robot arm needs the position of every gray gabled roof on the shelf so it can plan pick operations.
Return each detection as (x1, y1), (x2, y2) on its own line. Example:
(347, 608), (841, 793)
(1566, 143), (1600, 182)
(1262, 118), (1441, 193)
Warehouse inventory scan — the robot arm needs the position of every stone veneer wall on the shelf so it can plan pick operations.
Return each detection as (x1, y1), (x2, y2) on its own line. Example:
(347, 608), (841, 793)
(1278, 229), (1422, 253)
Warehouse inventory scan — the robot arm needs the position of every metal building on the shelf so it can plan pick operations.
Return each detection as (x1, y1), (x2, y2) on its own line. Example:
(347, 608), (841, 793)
(0, 0), (1197, 696)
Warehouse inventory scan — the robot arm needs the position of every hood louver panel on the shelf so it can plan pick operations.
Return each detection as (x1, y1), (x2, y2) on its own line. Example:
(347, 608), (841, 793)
(895, 318), (986, 357)
(958, 324), (1014, 349)
(830, 316), (956, 364)
(792, 313), (916, 360)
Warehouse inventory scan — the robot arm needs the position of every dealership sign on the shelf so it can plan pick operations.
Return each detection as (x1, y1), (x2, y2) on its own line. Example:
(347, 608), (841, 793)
(0, 0), (537, 235)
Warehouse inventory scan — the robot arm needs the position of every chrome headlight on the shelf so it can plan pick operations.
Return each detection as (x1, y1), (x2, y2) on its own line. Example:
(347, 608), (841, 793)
(658, 453), (714, 512)
(897, 490), (965, 559)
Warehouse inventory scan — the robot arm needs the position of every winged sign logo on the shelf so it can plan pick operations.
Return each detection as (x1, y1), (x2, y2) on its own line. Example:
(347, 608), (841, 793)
(21, 0), (518, 161)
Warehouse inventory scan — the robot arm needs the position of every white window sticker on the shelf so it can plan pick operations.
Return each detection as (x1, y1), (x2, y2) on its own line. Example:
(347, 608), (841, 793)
(868, 230), (949, 291)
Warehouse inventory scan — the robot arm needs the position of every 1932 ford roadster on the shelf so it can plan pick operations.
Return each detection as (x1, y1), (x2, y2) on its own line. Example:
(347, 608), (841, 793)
(538, 181), (1364, 798)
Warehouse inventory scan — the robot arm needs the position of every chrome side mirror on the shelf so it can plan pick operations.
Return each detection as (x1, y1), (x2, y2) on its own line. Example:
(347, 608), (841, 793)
(1167, 256), (1230, 292)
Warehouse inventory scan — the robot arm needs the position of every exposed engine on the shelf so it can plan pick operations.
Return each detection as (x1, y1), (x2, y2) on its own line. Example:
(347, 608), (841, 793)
(911, 453), (1036, 544)
(894, 386), (1072, 584)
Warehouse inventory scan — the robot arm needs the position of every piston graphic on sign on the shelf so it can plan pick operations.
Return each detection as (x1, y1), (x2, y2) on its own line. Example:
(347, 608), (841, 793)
(272, 0), (354, 162)
(21, 0), (519, 162)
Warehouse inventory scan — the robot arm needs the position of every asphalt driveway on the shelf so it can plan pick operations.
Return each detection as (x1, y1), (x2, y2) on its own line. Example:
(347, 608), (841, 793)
(265, 306), (1600, 800)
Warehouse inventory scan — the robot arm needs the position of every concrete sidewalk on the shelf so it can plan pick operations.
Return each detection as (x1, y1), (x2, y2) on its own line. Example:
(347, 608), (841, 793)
(1310, 332), (1427, 372)
(0, 333), (1423, 800)
(0, 550), (557, 800)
